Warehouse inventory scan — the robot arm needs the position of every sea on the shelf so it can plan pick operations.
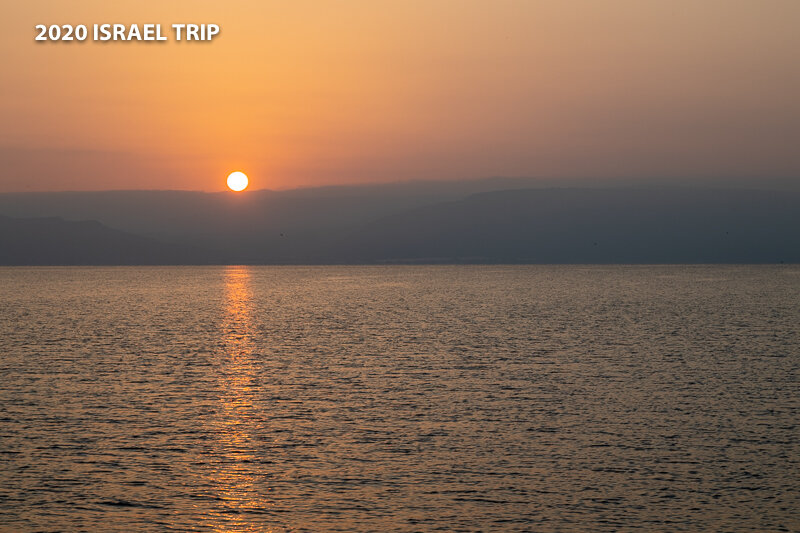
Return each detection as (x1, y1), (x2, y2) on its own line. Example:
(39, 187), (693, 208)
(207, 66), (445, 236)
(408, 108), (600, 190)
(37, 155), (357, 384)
(0, 265), (797, 532)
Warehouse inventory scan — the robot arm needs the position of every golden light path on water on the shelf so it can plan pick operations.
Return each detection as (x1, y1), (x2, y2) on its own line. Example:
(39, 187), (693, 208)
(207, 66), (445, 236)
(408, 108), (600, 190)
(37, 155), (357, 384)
(205, 266), (271, 532)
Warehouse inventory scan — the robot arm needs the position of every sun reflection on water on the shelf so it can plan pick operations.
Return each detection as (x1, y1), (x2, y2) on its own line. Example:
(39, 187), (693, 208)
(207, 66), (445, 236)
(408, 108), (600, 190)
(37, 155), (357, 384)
(204, 266), (274, 532)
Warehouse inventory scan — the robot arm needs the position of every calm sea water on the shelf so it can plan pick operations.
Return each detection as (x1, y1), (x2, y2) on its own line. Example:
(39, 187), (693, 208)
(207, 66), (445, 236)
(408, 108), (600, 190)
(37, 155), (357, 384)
(0, 266), (798, 532)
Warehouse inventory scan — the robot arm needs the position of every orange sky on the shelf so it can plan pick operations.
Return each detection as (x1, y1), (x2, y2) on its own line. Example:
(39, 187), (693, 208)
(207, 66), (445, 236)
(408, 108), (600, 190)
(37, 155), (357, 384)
(1, 0), (799, 191)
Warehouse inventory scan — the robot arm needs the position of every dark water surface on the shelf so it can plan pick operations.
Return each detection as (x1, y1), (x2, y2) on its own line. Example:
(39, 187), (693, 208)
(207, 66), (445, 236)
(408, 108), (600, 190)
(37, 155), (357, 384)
(1, 266), (798, 532)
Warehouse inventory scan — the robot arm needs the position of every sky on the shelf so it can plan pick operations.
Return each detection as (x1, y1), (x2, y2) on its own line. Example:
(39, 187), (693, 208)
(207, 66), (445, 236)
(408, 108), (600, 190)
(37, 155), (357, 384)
(1, 0), (799, 192)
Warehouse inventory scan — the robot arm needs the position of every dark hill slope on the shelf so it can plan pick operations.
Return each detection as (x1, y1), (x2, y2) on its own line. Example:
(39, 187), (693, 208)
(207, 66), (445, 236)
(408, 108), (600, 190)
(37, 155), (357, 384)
(0, 187), (797, 263)
(331, 188), (800, 263)
(0, 215), (207, 265)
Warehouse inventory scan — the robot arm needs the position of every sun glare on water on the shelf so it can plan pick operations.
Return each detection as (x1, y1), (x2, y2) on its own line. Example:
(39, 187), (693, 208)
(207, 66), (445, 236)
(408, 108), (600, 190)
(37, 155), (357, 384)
(227, 171), (249, 192)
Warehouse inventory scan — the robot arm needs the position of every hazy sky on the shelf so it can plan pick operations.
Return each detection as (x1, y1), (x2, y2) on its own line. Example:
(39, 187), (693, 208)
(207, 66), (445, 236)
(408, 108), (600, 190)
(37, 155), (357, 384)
(2, 0), (799, 191)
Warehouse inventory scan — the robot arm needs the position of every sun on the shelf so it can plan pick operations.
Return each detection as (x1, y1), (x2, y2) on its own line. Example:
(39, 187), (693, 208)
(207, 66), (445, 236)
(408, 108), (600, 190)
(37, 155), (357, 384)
(227, 171), (249, 192)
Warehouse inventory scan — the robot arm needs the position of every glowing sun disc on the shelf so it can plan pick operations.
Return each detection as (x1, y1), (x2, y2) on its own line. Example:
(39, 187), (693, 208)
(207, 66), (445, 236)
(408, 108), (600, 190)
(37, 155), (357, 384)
(227, 171), (249, 191)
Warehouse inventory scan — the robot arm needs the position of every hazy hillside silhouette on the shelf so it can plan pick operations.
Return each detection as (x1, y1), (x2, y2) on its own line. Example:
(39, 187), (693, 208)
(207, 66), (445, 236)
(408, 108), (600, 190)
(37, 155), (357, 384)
(332, 188), (800, 263)
(0, 183), (798, 264)
(0, 215), (208, 265)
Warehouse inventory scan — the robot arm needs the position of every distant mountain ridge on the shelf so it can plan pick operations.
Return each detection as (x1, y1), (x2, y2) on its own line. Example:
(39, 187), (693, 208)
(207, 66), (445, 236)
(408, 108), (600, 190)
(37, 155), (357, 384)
(0, 215), (208, 265)
(0, 184), (798, 264)
(331, 188), (800, 263)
